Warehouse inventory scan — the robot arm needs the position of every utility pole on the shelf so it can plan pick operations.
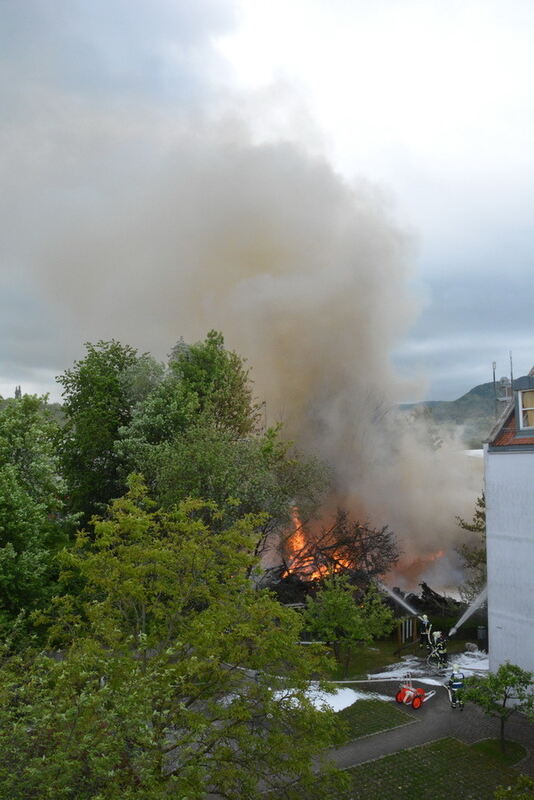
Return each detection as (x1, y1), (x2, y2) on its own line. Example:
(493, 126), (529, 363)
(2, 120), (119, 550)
(492, 361), (497, 418)
(509, 351), (514, 387)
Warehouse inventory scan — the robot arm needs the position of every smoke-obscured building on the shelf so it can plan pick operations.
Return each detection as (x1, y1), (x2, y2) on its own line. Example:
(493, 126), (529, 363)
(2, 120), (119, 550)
(484, 370), (534, 673)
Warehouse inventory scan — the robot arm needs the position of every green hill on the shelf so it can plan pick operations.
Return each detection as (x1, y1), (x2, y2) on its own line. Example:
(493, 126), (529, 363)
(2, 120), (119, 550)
(402, 382), (502, 448)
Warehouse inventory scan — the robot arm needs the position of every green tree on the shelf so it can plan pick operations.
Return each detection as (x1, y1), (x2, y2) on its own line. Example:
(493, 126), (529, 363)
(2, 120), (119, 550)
(117, 331), (266, 501)
(116, 371), (199, 481)
(172, 330), (260, 436)
(119, 352), (165, 407)
(149, 421), (327, 538)
(463, 662), (534, 753)
(0, 479), (347, 799)
(0, 395), (73, 626)
(57, 340), (140, 522)
(495, 776), (534, 799)
(456, 494), (486, 602)
(303, 577), (394, 676)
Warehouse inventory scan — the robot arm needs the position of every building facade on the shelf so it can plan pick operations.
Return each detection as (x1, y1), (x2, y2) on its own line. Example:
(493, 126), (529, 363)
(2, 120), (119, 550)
(484, 372), (534, 673)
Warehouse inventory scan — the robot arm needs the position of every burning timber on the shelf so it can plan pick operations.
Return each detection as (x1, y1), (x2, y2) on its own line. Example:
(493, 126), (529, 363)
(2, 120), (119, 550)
(264, 507), (400, 602)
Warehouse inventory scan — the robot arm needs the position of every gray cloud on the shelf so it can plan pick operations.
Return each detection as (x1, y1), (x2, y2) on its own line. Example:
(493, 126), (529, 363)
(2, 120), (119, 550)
(396, 249), (534, 398)
(0, 0), (234, 104)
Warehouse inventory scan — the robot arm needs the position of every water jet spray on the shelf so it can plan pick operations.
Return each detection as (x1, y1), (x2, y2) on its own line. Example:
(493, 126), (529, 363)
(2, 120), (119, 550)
(448, 586), (487, 637)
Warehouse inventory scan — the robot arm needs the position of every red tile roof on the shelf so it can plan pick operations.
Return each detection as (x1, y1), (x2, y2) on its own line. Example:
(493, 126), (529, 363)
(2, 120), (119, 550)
(491, 408), (534, 446)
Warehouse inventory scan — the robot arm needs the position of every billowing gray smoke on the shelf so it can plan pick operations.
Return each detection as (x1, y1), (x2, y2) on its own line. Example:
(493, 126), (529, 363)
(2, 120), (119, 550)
(6, 109), (481, 587)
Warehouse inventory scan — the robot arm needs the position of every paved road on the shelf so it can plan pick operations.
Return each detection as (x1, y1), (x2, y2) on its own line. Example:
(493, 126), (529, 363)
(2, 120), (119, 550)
(329, 680), (534, 777)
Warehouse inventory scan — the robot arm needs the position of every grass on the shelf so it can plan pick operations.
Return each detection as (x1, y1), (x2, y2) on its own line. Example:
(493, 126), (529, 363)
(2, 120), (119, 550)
(327, 639), (404, 679)
(339, 737), (524, 800)
(324, 629), (483, 681)
(472, 739), (528, 766)
(337, 699), (413, 742)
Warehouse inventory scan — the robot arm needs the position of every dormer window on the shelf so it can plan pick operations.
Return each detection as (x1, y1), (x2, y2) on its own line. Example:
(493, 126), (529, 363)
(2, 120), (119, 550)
(519, 390), (534, 429)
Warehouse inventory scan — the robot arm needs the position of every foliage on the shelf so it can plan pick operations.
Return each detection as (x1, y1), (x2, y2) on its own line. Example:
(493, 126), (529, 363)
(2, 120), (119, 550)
(0, 395), (73, 626)
(303, 578), (394, 676)
(116, 338), (262, 458)
(57, 340), (140, 521)
(463, 662), (534, 752)
(118, 359), (328, 544)
(495, 775), (534, 799)
(149, 421), (327, 538)
(116, 372), (199, 478)
(0, 479), (348, 799)
(171, 329), (260, 436)
(119, 353), (165, 407)
(456, 494), (486, 601)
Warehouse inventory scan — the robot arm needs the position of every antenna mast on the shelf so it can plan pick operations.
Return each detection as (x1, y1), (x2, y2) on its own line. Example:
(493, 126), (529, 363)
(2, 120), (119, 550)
(509, 351), (514, 387)
(492, 361), (497, 418)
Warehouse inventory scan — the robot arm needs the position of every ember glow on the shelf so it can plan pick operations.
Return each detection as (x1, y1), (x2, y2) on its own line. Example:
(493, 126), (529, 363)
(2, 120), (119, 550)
(281, 508), (352, 581)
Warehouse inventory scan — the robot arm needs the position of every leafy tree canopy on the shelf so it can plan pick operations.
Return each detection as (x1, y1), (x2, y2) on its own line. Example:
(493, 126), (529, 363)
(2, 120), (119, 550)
(146, 421), (328, 539)
(57, 340), (140, 521)
(0, 395), (73, 626)
(170, 329), (260, 436)
(0, 479), (347, 799)
(463, 662), (534, 752)
(303, 576), (394, 674)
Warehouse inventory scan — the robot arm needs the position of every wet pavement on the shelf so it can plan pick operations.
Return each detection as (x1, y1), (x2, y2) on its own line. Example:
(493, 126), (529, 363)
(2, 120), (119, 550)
(329, 679), (534, 777)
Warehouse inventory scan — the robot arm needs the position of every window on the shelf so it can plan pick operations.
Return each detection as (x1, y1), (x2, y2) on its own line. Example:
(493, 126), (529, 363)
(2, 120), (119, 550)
(519, 390), (534, 428)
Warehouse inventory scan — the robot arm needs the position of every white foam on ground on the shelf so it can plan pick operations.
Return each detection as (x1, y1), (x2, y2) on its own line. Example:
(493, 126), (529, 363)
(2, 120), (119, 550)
(368, 649), (489, 682)
(308, 687), (393, 711)
(277, 650), (490, 713)
(449, 649), (489, 674)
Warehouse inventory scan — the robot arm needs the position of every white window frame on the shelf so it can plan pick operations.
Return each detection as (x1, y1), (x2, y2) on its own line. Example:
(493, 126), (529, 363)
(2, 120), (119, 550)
(518, 390), (534, 429)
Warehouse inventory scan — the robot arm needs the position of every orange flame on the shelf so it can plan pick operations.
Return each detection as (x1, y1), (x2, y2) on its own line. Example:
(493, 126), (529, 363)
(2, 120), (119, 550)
(282, 508), (352, 581)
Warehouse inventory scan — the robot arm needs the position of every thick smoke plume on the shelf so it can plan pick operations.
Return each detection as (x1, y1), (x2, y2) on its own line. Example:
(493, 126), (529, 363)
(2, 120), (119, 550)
(9, 108), (481, 588)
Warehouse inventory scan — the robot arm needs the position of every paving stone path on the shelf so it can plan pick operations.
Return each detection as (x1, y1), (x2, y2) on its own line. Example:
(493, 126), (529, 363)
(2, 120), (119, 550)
(329, 680), (534, 777)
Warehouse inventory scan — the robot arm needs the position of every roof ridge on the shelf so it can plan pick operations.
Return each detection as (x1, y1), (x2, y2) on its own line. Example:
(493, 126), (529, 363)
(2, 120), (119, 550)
(486, 400), (514, 445)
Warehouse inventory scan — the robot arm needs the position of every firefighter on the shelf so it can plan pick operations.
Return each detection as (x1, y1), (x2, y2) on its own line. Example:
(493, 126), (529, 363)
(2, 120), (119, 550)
(447, 664), (465, 708)
(434, 631), (448, 666)
(418, 614), (432, 649)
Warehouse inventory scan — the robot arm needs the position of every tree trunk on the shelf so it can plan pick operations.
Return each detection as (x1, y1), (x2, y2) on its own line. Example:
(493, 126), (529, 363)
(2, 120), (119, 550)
(343, 645), (352, 679)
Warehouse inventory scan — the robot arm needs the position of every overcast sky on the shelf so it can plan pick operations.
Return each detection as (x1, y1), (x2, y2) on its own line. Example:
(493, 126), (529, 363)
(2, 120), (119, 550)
(1, 0), (533, 401)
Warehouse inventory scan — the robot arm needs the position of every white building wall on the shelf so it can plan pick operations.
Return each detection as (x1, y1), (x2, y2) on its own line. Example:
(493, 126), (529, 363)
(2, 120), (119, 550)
(484, 445), (534, 673)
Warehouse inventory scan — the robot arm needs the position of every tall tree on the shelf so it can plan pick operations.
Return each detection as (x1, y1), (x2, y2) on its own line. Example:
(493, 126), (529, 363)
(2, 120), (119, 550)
(171, 330), (260, 436)
(0, 479), (347, 799)
(0, 395), (73, 626)
(117, 331), (260, 487)
(456, 494), (486, 601)
(57, 340), (140, 522)
(117, 332), (327, 543)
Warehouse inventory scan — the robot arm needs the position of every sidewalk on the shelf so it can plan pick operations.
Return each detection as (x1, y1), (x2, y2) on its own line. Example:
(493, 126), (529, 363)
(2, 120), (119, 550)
(329, 681), (534, 777)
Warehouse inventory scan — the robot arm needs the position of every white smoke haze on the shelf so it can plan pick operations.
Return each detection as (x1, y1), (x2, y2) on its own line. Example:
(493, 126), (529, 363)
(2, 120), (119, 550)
(2, 91), (481, 587)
